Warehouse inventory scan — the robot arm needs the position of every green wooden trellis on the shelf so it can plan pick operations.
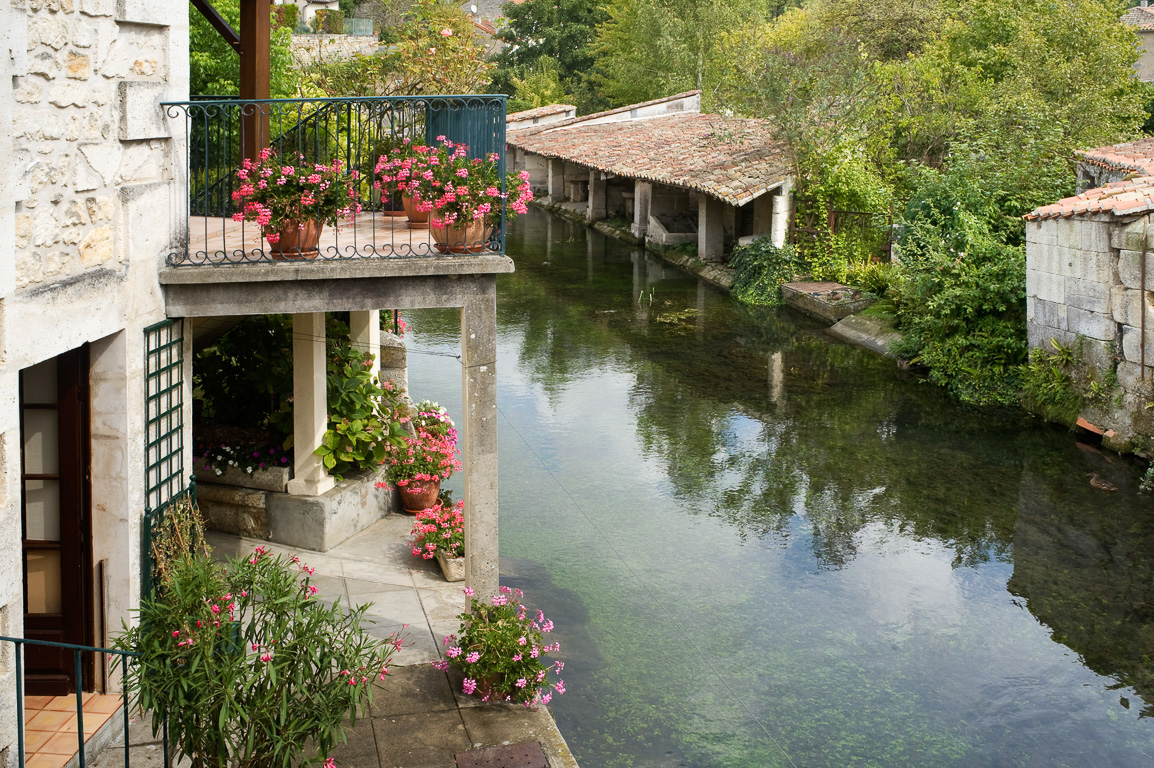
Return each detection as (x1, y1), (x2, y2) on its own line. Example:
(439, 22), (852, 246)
(142, 319), (191, 599)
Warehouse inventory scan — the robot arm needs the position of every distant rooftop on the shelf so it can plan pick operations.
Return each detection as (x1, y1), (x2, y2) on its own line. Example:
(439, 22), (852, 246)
(507, 111), (790, 205)
(508, 90), (702, 137)
(507, 104), (577, 122)
(1122, 4), (1154, 30)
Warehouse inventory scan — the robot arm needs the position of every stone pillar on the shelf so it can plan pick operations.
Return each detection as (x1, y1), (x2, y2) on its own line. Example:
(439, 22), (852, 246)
(349, 310), (381, 383)
(460, 286), (500, 599)
(588, 170), (607, 222)
(287, 313), (335, 497)
(771, 179), (793, 248)
(379, 329), (409, 395)
(632, 181), (652, 239)
(547, 158), (565, 204)
(698, 194), (725, 260)
(752, 193), (774, 239)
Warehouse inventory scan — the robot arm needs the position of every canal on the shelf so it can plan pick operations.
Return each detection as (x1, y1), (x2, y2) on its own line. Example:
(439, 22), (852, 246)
(406, 208), (1154, 767)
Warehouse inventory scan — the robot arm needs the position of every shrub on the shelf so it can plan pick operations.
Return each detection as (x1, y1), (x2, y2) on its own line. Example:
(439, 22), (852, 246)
(116, 547), (400, 768)
(845, 258), (895, 297)
(1020, 340), (1082, 426)
(729, 238), (802, 306)
(434, 586), (564, 706)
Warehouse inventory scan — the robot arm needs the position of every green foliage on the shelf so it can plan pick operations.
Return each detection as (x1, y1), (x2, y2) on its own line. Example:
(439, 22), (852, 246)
(1020, 342), (1082, 426)
(845, 258), (895, 297)
(273, 3), (298, 29)
(115, 547), (399, 768)
(314, 345), (408, 480)
(312, 8), (345, 33)
(729, 238), (801, 306)
(194, 315), (296, 444)
(189, 0), (298, 97)
(507, 58), (569, 114)
(491, 0), (606, 101)
(148, 494), (210, 592)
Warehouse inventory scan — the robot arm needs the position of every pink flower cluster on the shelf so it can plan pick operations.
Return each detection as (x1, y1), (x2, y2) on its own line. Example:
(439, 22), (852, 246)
(408, 499), (465, 560)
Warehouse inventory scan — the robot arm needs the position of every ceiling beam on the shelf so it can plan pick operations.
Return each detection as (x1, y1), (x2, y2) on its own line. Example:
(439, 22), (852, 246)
(190, 0), (241, 52)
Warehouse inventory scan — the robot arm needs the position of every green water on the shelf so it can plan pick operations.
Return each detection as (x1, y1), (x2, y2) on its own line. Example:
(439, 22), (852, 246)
(406, 209), (1154, 767)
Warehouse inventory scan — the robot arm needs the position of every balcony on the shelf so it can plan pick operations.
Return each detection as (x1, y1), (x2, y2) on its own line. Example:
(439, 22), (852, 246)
(163, 95), (510, 266)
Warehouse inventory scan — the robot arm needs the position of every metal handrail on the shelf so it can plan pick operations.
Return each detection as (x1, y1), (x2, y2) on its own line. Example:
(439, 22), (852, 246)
(0, 635), (168, 768)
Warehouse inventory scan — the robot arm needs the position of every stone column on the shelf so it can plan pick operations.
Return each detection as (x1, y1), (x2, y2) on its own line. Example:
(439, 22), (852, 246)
(588, 170), (607, 222)
(287, 313), (335, 497)
(771, 178), (793, 248)
(631, 180), (652, 239)
(349, 310), (381, 383)
(460, 285), (499, 599)
(547, 158), (565, 204)
(698, 194), (725, 260)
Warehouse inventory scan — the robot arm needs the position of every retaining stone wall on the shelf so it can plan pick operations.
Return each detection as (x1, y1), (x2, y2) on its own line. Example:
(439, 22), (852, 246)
(290, 33), (379, 66)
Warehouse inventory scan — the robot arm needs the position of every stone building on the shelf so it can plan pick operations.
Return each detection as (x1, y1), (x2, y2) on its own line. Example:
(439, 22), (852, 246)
(1023, 138), (1154, 453)
(1, 0), (510, 762)
(1122, 2), (1154, 83)
(507, 92), (794, 260)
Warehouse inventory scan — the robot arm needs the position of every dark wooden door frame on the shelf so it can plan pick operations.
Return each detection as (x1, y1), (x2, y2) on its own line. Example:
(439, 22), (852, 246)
(21, 346), (94, 695)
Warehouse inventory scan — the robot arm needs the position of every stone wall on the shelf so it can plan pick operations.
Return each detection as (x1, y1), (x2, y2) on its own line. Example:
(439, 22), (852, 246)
(0, 0), (188, 753)
(1025, 215), (1154, 453)
(290, 33), (379, 66)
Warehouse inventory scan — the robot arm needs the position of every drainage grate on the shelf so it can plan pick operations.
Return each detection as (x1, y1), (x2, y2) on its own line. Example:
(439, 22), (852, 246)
(455, 741), (548, 768)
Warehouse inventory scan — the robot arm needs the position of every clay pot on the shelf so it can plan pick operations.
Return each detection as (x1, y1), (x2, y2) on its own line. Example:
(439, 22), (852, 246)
(430, 218), (487, 254)
(402, 194), (430, 229)
(399, 477), (440, 513)
(265, 219), (322, 259)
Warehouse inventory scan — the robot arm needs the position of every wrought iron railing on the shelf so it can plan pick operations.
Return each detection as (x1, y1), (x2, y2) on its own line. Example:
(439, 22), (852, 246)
(163, 95), (508, 265)
(0, 636), (169, 768)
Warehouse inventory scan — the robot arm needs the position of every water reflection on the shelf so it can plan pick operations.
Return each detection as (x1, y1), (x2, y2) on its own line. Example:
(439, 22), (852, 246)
(406, 209), (1154, 767)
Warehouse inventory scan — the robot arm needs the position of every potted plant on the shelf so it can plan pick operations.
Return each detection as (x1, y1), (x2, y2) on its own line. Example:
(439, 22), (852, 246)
(116, 545), (401, 768)
(408, 497), (465, 580)
(433, 586), (565, 706)
(381, 403), (461, 512)
(373, 138), (434, 229)
(232, 147), (361, 259)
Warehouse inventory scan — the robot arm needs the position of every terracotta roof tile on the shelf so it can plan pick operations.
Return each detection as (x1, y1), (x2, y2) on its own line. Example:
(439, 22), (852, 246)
(1121, 5), (1154, 30)
(507, 104), (576, 122)
(1078, 137), (1154, 177)
(508, 91), (702, 138)
(507, 112), (790, 205)
(1026, 175), (1154, 221)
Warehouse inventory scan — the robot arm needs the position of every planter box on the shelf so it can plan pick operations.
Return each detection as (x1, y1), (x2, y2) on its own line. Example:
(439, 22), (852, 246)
(195, 464), (290, 493)
(781, 282), (874, 324)
(267, 468), (398, 552)
(436, 552), (465, 582)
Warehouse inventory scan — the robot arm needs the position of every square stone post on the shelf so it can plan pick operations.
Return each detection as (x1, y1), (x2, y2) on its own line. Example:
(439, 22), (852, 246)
(698, 193), (725, 260)
(287, 313), (335, 497)
(588, 170), (607, 222)
(631, 180), (652, 239)
(460, 285), (499, 599)
(772, 178), (793, 248)
(547, 158), (565, 204)
(349, 310), (381, 383)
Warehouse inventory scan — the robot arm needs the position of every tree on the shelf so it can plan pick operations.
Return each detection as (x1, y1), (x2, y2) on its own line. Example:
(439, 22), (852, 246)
(490, 0), (606, 99)
(188, 0), (298, 97)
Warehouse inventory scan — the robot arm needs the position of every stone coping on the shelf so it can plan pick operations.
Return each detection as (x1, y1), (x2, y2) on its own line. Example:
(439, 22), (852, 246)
(160, 253), (515, 285)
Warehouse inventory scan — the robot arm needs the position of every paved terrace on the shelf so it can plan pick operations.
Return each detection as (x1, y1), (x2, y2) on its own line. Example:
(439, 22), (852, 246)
(102, 515), (579, 768)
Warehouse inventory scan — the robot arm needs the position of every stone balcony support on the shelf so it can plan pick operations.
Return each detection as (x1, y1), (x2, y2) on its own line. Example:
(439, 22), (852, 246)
(588, 170), (607, 222)
(632, 180), (652, 239)
(772, 178), (793, 248)
(287, 312), (336, 497)
(350, 309), (381, 382)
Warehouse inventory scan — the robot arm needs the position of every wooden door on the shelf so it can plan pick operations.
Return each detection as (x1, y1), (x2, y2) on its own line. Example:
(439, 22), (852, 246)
(21, 347), (92, 695)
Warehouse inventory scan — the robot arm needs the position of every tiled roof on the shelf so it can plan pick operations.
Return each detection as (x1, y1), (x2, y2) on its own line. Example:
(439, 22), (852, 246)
(1077, 137), (1154, 177)
(507, 104), (576, 122)
(1025, 176), (1154, 220)
(508, 91), (702, 138)
(507, 112), (791, 205)
(1122, 5), (1154, 30)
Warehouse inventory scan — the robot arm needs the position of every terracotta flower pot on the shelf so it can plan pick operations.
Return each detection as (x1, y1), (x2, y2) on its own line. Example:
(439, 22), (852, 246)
(265, 219), (322, 259)
(399, 477), (440, 513)
(402, 194), (430, 229)
(431, 218), (487, 254)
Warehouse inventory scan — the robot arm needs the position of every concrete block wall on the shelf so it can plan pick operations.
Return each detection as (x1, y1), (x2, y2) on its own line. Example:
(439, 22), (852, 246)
(1025, 214), (1154, 452)
(0, 0), (188, 750)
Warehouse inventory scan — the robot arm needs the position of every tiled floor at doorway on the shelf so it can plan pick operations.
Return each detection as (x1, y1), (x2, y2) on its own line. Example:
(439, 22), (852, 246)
(22, 693), (122, 768)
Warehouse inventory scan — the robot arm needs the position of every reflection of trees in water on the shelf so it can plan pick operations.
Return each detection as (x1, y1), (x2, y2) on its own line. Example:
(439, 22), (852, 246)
(1009, 459), (1154, 716)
